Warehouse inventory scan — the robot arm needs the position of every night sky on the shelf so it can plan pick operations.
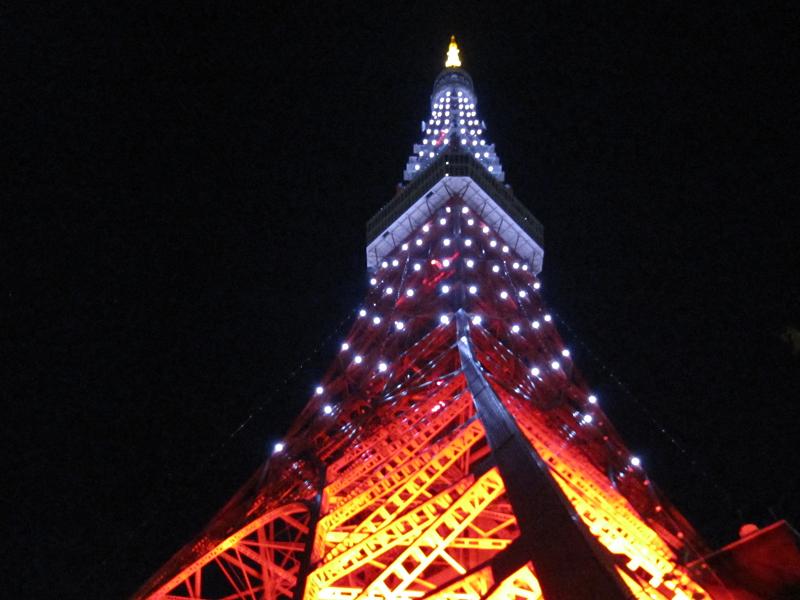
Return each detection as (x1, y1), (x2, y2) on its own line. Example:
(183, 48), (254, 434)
(6, 3), (800, 598)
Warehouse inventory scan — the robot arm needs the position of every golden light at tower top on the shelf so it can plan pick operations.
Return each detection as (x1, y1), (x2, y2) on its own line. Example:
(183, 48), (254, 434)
(445, 35), (462, 68)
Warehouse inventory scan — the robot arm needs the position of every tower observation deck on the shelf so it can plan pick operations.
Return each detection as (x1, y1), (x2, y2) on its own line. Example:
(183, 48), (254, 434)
(134, 38), (741, 600)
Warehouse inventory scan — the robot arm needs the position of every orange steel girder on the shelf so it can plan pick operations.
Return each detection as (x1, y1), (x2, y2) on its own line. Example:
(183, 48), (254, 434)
(136, 193), (716, 600)
(149, 503), (311, 599)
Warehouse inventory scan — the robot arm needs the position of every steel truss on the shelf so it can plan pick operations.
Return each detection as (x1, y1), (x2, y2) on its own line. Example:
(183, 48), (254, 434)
(137, 193), (712, 600)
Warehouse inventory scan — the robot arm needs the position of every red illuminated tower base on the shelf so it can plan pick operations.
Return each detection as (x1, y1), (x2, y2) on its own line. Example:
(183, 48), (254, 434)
(135, 39), (724, 600)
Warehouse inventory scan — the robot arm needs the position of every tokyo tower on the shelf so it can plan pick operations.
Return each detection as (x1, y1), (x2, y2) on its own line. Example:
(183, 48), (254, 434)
(135, 37), (723, 600)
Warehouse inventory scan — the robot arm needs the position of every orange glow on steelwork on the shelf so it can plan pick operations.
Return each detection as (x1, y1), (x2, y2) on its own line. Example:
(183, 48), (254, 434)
(136, 331), (710, 599)
(135, 41), (717, 599)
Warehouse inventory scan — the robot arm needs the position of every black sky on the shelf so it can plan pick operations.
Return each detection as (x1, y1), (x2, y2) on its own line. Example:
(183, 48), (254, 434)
(5, 2), (800, 598)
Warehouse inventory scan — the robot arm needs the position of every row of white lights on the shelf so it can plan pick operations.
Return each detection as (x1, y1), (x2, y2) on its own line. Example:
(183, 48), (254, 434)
(370, 267), (541, 301)
(279, 377), (642, 469)
(374, 211), (535, 275)
(277, 347), (643, 473)
(422, 137), (487, 147)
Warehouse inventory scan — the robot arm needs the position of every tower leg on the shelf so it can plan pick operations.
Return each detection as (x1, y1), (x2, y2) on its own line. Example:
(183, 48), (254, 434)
(455, 310), (635, 600)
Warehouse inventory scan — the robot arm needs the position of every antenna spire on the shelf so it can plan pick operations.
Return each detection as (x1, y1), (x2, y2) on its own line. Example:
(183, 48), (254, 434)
(445, 35), (462, 68)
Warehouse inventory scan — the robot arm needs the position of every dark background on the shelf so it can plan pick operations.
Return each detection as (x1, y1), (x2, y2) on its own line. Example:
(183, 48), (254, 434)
(5, 2), (799, 598)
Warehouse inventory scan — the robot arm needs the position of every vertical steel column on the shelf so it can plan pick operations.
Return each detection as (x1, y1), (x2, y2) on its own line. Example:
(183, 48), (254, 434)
(295, 456), (326, 600)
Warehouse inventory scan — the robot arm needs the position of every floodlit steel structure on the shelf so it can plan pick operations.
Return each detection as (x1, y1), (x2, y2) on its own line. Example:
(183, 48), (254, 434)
(135, 39), (718, 600)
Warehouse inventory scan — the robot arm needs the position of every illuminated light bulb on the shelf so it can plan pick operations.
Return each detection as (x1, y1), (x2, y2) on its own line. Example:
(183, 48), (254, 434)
(340, 342), (349, 351)
(401, 242), (409, 250)
(385, 287), (393, 295)
(530, 367), (540, 376)
(443, 138), (449, 144)
(582, 414), (593, 424)
(522, 264), (529, 271)
(423, 224), (430, 233)
(467, 218), (474, 226)
(511, 324), (521, 333)
(442, 259), (451, 267)
(370, 278), (377, 285)
(561, 349), (570, 357)
(472, 140), (478, 146)
(392, 258), (399, 267)
(464, 239), (472, 247)
(378, 362), (388, 372)
(441, 284), (450, 294)
(482, 226), (490, 234)
(323, 404), (333, 415)
(518, 290), (527, 298)
(446, 206), (451, 213)
(415, 239), (423, 246)
(512, 262), (519, 269)
(462, 206), (469, 214)
(440, 314), (450, 325)
(395, 320), (405, 330)
(500, 291), (509, 299)
(551, 360), (560, 370)
(544, 314), (552, 322)
(358, 309), (367, 317)
(588, 394), (598, 404)
(472, 315), (482, 325)
(531, 320), (540, 329)
(502, 245), (509, 253)
(381, 261), (388, 268)
(413, 263), (421, 271)
(372, 316), (381, 325)
(429, 152), (434, 157)
(466, 259), (475, 268)
(488, 166), (494, 172)
(461, 139), (467, 145)
(533, 282), (541, 290)
(406, 289), (414, 297)
(483, 152), (489, 158)
(490, 240), (497, 248)
(414, 164), (420, 171)
(354, 355), (363, 364)
(630, 456), (641, 467)
(273, 442), (285, 453)
(468, 285), (478, 294)
(439, 217), (447, 225)
(443, 238), (451, 246)
(475, 152), (480, 158)
(423, 139), (428, 144)
(315, 386), (324, 395)
(492, 265), (500, 273)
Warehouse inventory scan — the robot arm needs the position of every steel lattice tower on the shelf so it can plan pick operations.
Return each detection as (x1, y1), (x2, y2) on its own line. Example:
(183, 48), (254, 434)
(136, 39), (715, 600)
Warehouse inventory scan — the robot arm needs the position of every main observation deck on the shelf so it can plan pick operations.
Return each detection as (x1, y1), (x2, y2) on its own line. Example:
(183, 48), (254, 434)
(366, 146), (545, 274)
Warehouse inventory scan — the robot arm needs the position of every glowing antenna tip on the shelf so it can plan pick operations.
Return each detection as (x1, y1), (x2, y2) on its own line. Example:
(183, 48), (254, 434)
(445, 36), (462, 68)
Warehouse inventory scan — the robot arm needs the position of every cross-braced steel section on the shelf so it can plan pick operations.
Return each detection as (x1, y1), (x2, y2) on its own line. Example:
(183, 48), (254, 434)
(136, 147), (713, 599)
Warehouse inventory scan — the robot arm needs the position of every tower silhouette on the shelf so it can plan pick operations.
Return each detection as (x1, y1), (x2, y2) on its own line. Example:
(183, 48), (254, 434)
(136, 39), (714, 600)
